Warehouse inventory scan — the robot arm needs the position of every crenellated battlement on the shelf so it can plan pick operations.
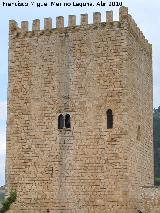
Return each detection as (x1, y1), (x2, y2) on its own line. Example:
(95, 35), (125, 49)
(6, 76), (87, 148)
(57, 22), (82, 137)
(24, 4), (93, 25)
(9, 10), (113, 33)
(127, 14), (152, 54)
(9, 8), (125, 32)
(9, 7), (151, 55)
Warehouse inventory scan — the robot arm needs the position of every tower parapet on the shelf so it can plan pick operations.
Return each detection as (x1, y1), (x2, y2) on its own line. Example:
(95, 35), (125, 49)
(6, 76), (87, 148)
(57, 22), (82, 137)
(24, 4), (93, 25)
(9, 7), (151, 55)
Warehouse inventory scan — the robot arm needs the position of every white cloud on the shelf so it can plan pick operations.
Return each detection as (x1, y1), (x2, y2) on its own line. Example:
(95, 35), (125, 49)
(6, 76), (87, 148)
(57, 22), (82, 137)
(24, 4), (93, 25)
(0, 101), (7, 122)
(0, 131), (6, 186)
(0, 156), (5, 186)
(0, 101), (7, 185)
(0, 100), (6, 161)
(0, 131), (6, 155)
(153, 86), (160, 108)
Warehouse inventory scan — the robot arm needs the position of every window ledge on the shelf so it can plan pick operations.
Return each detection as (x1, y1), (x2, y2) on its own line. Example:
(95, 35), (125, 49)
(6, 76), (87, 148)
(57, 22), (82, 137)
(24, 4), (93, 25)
(58, 128), (71, 131)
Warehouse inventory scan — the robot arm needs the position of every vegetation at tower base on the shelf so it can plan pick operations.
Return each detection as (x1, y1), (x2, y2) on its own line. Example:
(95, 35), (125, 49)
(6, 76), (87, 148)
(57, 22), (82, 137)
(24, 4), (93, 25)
(153, 106), (160, 185)
(0, 186), (5, 208)
(0, 190), (16, 213)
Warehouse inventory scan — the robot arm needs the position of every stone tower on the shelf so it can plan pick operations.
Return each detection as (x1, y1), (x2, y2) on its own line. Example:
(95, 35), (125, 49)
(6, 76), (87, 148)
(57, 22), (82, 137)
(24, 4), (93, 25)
(6, 6), (156, 212)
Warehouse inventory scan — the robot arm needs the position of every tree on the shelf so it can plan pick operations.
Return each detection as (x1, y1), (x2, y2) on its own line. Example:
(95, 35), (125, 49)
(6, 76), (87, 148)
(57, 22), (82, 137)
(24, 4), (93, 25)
(0, 190), (16, 213)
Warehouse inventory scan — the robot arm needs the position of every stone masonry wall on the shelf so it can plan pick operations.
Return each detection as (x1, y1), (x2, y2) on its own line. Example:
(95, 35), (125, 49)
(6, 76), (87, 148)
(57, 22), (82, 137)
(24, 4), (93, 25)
(125, 11), (154, 211)
(6, 6), (157, 213)
(141, 187), (160, 212)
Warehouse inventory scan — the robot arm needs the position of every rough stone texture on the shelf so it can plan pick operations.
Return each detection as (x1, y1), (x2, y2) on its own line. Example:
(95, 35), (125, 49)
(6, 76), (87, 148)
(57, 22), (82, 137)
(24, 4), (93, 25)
(126, 13), (154, 212)
(6, 6), (159, 212)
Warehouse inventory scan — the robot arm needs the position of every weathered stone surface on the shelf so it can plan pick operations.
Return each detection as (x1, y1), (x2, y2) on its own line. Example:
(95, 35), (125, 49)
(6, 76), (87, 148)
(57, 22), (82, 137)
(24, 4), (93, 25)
(6, 6), (158, 213)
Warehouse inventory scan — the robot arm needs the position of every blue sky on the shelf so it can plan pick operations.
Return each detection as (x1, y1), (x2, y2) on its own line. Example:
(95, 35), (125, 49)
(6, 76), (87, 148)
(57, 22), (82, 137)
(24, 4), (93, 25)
(0, 0), (160, 186)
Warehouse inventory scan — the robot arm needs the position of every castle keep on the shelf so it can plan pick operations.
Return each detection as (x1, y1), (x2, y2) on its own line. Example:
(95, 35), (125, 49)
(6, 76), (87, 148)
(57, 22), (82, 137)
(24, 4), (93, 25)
(6, 6), (160, 212)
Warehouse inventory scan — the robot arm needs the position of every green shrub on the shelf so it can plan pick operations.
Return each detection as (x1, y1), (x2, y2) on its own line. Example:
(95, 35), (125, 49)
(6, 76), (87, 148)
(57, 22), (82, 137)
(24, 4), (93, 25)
(0, 190), (16, 213)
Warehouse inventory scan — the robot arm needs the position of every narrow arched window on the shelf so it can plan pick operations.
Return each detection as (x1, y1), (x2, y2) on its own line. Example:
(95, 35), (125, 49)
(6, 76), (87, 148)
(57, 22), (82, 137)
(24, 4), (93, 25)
(137, 125), (141, 141)
(58, 114), (64, 129)
(65, 114), (71, 128)
(107, 109), (113, 129)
